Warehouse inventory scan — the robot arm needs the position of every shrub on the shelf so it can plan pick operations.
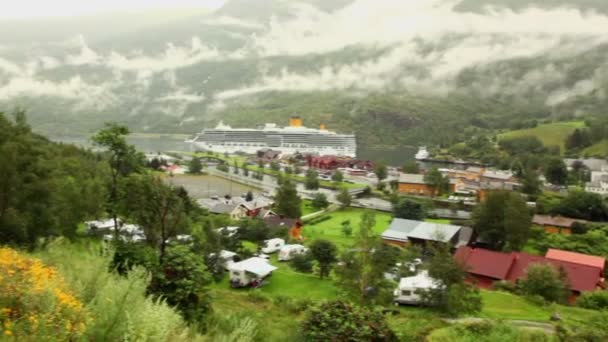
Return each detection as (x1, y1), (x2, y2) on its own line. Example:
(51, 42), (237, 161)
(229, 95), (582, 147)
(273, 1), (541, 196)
(577, 291), (608, 310)
(518, 263), (568, 303)
(148, 245), (212, 324)
(0, 247), (89, 340)
(35, 239), (198, 341)
(245, 290), (269, 303)
(290, 253), (314, 273)
(301, 301), (397, 341)
(110, 240), (158, 275)
(493, 280), (517, 293)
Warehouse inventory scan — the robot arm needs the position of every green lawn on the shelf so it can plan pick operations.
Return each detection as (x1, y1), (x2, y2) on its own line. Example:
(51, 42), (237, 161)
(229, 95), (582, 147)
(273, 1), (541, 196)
(479, 290), (597, 324)
(583, 139), (608, 157)
(499, 121), (585, 152)
(303, 208), (393, 250)
(301, 199), (318, 216)
(210, 254), (339, 301)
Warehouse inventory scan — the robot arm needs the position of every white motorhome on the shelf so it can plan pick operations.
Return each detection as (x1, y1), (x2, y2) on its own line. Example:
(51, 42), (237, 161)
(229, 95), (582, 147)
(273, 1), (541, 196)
(393, 271), (438, 305)
(261, 238), (285, 254)
(278, 244), (308, 261)
(228, 257), (277, 288)
(217, 226), (240, 238)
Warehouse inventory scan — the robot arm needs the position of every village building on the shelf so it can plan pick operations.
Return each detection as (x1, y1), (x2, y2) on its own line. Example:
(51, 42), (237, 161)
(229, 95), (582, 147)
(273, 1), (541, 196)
(545, 249), (606, 274)
(532, 214), (587, 235)
(585, 169), (608, 196)
(455, 246), (604, 302)
(397, 173), (456, 196)
(198, 196), (274, 220)
(381, 218), (472, 248)
(565, 158), (608, 173)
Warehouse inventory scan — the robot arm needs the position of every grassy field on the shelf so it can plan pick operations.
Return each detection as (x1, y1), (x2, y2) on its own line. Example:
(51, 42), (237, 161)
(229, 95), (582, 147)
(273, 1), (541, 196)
(499, 121), (585, 152)
(301, 199), (319, 216)
(583, 139), (608, 157)
(303, 208), (393, 250)
(480, 290), (597, 325)
(210, 254), (339, 301)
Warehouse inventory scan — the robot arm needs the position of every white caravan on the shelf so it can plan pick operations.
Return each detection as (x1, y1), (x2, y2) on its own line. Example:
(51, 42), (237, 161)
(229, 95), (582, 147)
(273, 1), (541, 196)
(261, 238), (285, 254)
(393, 271), (438, 305)
(278, 244), (308, 261)
(228, 257), (277, 288)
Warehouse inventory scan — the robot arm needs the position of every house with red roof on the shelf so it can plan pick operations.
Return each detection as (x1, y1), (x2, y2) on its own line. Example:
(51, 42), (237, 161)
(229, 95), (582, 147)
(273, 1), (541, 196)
(455, 246), (604, 301)
(545, 249), (606, 273)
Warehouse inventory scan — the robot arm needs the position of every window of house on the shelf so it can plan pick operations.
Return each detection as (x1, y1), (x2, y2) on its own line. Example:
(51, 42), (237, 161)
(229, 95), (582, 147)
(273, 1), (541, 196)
(401, 290), (412, 296)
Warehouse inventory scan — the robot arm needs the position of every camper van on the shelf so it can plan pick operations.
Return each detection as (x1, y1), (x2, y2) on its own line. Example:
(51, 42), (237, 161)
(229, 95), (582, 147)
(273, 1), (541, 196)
(228, 257), (277, 288)
(393, 271), (438, 305)
(261, 238), (285, 254)
(278, 244), (308, 261)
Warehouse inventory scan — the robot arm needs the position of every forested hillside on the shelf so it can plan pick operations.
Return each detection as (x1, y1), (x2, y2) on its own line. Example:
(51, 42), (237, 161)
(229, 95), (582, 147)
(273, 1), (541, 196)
(0, 0), (607, 151)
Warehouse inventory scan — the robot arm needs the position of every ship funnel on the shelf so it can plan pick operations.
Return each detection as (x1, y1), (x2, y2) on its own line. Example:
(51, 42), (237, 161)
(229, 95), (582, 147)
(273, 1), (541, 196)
(289, 116), (302, 127)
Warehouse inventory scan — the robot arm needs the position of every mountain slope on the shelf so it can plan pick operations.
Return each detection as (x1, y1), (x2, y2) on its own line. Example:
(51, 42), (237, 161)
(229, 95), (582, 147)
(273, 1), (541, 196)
(0, 0), (607, 153)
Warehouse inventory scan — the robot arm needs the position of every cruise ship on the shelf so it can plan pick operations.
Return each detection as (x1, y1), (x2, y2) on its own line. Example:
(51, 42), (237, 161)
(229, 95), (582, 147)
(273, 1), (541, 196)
(189, 117), (357, 157)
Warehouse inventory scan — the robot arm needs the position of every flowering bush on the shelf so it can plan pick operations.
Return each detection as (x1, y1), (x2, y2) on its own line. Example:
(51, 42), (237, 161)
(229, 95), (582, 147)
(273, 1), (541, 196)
(0, 247), (88, 339)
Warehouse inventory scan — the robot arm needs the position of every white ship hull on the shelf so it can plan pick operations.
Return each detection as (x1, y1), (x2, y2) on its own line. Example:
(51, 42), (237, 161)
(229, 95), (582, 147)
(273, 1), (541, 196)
(191, 120), (357, 157)
(193, 142), (356, 157)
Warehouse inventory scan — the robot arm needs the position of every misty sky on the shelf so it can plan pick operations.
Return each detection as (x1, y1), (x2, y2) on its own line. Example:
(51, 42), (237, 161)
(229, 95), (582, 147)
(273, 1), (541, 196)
(1, 0), (226, 19)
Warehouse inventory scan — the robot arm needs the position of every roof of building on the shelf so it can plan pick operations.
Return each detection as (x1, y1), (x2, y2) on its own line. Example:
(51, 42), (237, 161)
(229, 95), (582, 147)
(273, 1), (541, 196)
(228, 257), (277, 276)
(532, 215), (586, 228)
(398, 271), (439, 290)
(382, 219), (461, 243)
(455, 247), (515, 279)
(466, 166), (484, 174)
(398, 173), (426, 184)
(546, 249), (606, 271)
(565, 158), (608, 172)
(456, 246), (603, 293)
(482, 170), (514, 180)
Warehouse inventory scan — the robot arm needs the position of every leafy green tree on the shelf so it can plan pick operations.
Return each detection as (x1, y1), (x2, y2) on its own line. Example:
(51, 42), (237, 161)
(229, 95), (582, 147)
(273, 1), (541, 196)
(305, 169), (320, 190)
(341, 220), (352, 237)
(335, 212), (391, 304)
(188, 157), (203, 174)
(473, 191), (532, 251)
(240, 218), (270, 250)
(424, 168), (451, 196)
(374, 162), (388, 183)
(565, 128), (592, 150)
(421, 242), (482, 317)
(336, 187), (352, 208)
(241, 161), (249, 177)
(309, 239), (338, 278)
(393, 198), (425, 220)
(148, 245), (212, 324)
(331, 170), (344, 183)
(301, 301), (397, 341)
(92, 122), (144, 234)
(551, 190), (608, 221)
(245, 191), (254, 202)
(311, 192), (330, 211)
(233, 160), (239, 174)
(119, 174), (189, 262)
(521, 168), (541, 196)
(110, 241), (158, 275)
(274, 179), (302, 218)
(270, 161), (280, 172)
(402, 161), (420, 174)
(544, 157), (568, 185)
(518, 263), (569, 303)
(290, 252), (314, 273)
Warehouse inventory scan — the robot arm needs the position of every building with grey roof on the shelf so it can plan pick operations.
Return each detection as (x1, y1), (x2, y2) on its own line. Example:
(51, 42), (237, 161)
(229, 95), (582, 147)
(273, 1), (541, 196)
(381, 218), (471, 247)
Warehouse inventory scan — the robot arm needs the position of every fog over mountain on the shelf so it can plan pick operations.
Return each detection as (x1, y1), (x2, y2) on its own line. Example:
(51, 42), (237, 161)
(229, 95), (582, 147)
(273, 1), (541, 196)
(0, 0), (607, 139)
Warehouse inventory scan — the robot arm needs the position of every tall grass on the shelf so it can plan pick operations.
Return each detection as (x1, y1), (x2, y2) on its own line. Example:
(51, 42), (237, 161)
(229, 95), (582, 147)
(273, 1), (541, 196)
(35, 239), (195, 341)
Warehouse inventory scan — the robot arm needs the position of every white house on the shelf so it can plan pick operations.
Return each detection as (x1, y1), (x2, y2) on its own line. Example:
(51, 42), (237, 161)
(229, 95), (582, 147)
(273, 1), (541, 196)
(85, 218), (121, 233)
(586, 169), (608, 196)
(278, 244), (308, 261)
(228, 257), (277, 288)
(393, 271), (439, 305)
(261, 238), (285, 254)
